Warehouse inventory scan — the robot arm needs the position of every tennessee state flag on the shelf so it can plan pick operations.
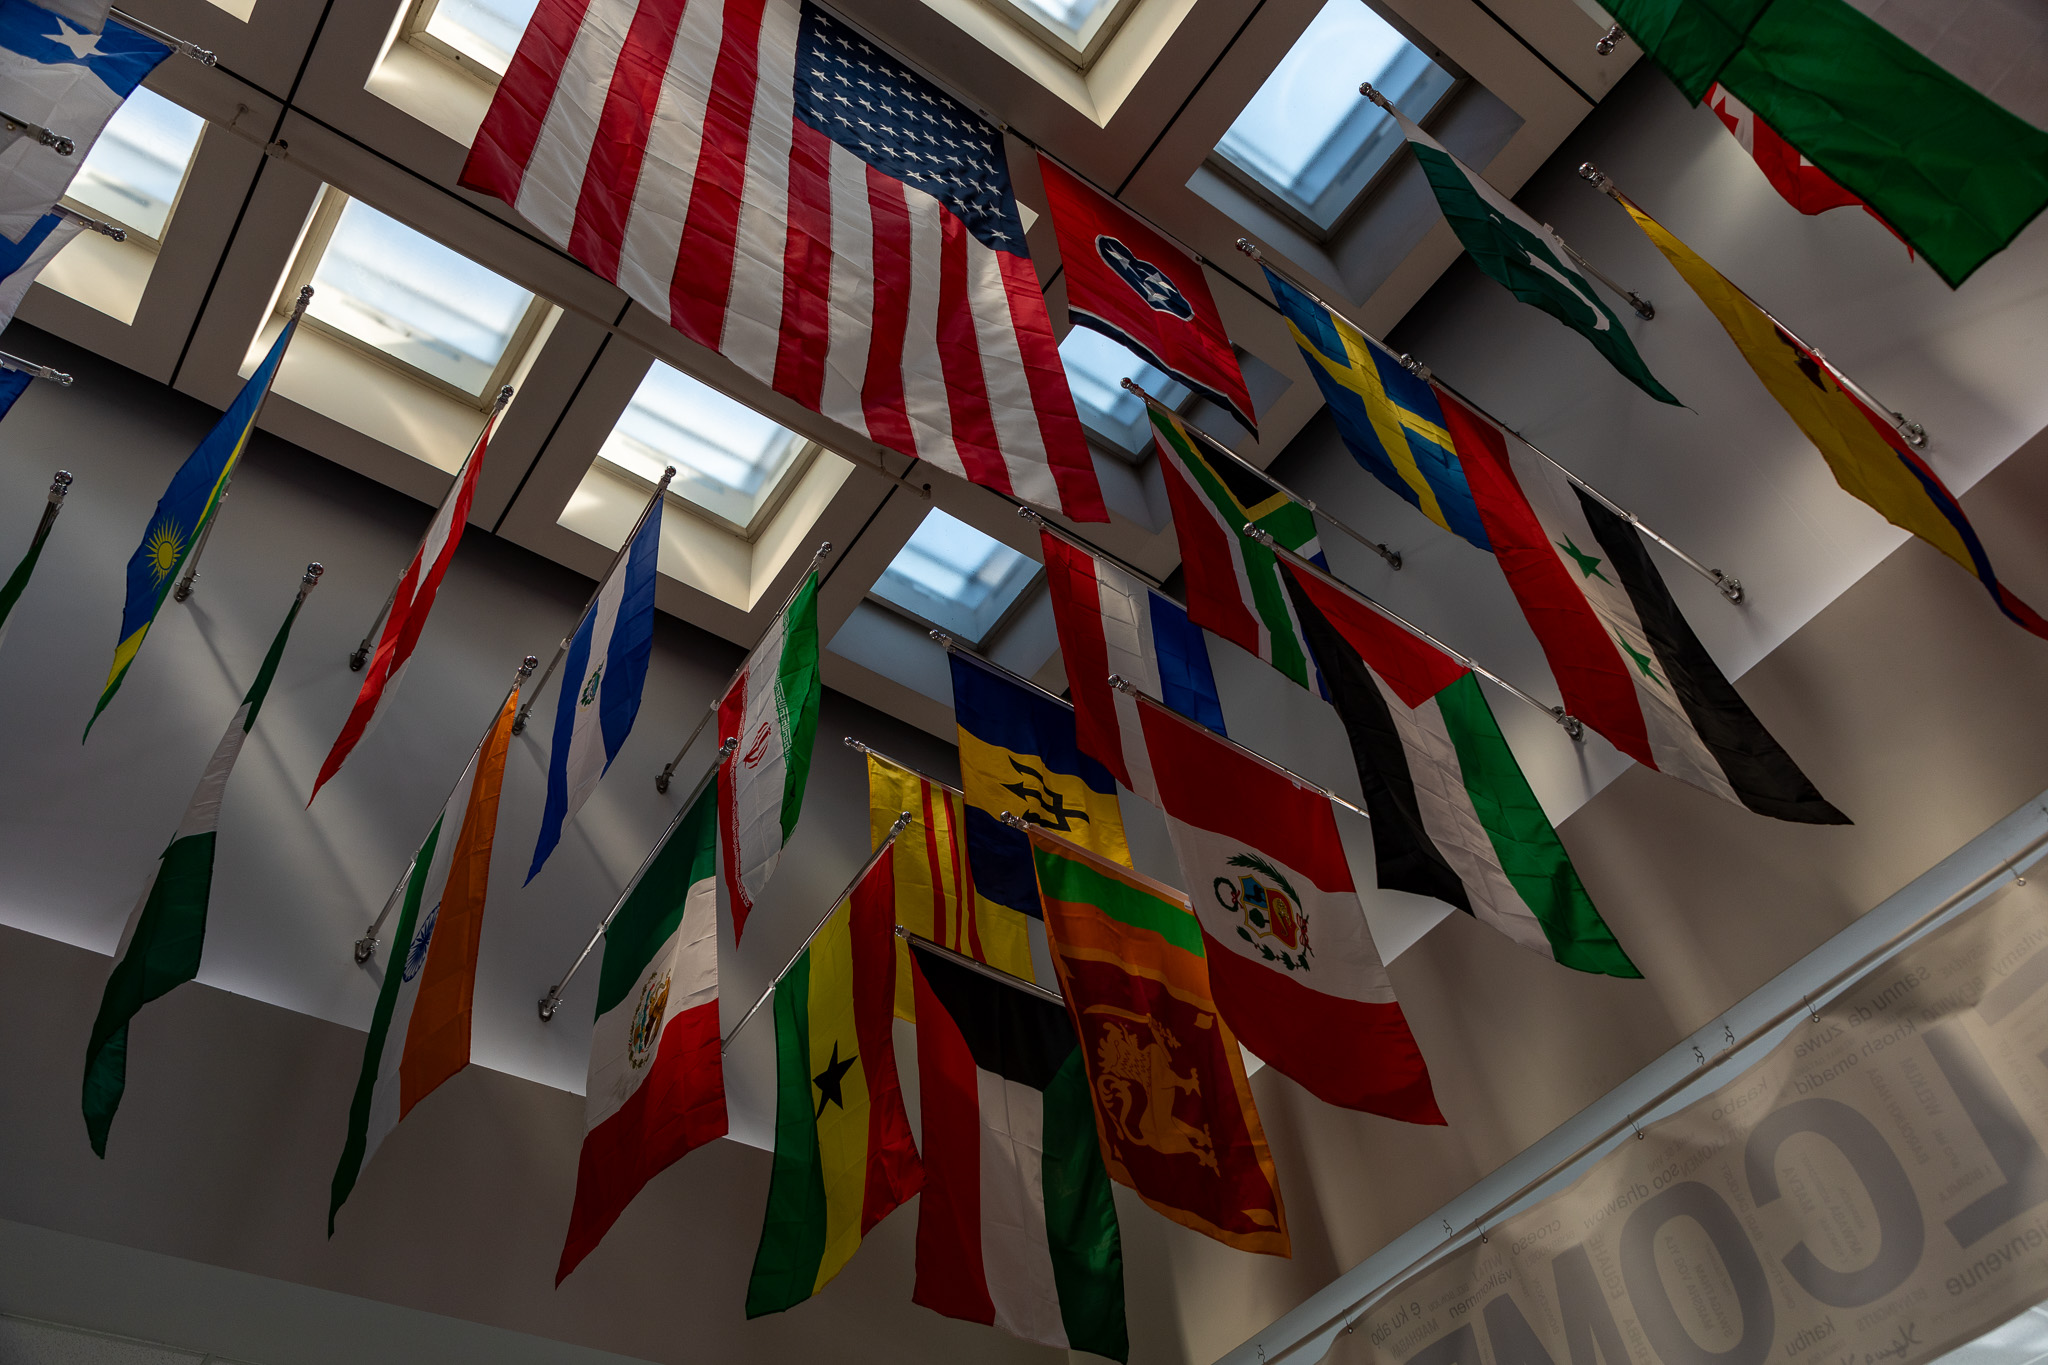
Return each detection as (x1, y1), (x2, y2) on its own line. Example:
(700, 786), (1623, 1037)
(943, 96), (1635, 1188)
(1038, 155), (1256, 434)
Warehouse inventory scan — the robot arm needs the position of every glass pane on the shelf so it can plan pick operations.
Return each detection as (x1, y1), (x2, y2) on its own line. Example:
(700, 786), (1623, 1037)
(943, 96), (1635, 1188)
(1061, 327), (1190, 454)
(599, 361), (806, 528)
(307, 198), (536, 396)
(1214, 0), (1455, 231)
(65, 87), (205, 240)
(1008, 0), (1115, 38)
(422, 0), (538, 75)
(873, 509), (1041, 644)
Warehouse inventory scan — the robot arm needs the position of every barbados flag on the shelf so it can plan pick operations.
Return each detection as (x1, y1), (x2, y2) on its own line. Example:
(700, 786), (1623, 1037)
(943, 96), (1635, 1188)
(86, 315), (299, 738)
(1263, 266), (1490, 552)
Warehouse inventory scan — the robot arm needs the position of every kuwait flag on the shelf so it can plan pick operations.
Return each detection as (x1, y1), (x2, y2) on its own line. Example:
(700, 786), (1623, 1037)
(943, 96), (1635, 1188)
(1128, 691), (1443, 1123)
(83, 570), (316, 1156)
(310, 404), (500, 804)
(330, 680), (518, 1229)
(1038, 528), (1225, 796)
(557, 778), (726, 1282)
(1438, 388), (1847, 825)
(1279, 560), (1638, 977)
(720, 570), (822, 942)
(908, 939), (1127, 1361)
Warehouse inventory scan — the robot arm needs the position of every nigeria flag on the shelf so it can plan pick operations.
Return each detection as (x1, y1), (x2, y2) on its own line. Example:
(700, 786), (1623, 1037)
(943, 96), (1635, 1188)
(718, 569), (821, 943)
(1389, 106), (1679, 406)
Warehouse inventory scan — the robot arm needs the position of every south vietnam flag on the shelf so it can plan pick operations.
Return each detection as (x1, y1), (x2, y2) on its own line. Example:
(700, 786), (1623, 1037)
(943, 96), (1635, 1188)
(746, 850), (923, 1315)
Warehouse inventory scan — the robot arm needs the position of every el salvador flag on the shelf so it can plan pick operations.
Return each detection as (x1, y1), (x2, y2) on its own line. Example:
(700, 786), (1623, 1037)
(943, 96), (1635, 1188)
(527, 496), (663, 882)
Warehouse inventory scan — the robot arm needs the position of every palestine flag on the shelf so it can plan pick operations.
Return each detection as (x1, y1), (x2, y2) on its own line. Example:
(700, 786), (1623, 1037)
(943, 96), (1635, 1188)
(908, 940), (1127, 1362)
(1436, 387), (1848, 824)
(1148, 406), (1326, 694)
(1279, 561), (1639, 978)
(1386, 106), (1678, 406)
(721, 569), (822, 942)
(83, 568), (317, 1155)
(746, 849), (923, 1316)
(557, 778), (726, 1282)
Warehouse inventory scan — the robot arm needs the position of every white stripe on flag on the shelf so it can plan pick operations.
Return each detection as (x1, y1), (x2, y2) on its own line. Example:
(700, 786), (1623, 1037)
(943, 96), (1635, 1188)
(0, 214), (78, 329)
(583, 872), (718, 1133)
(898, 187), (961, 473)
(614, 0), (728, 316)
(557, 551), (630, 826)
(818, 142), (873, 432)
(976, 1068), (1068, 1348)
(966, 238), (1058, 507)
(719, 0), (801, 378)
(515, 2), (625, 251)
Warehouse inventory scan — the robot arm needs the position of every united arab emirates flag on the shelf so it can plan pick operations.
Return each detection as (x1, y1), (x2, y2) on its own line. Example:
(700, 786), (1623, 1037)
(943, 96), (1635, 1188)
(83, 568), (317, 1156)
(746, 851), (923, 1316)
(1280, 561), (1639, 978)
(908, 940), (1127, 1361)
(557, 778), (726, 1282)
(1387, 107), (1678, 406)
(721, 569), (822, 942)
(1437, 388), (1848, 824)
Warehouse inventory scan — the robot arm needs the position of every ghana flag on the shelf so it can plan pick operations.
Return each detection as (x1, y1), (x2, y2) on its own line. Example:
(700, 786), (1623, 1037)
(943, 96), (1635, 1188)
(746, 847), (924, 1316)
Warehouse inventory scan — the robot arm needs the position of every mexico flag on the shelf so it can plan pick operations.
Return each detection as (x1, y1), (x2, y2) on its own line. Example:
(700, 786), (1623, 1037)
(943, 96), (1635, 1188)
(329, 679), (517, 1230)
(557, 779), (726, 1282)
(908, 938), (1127, 1361)
(721, 570), (822, 941)
(1129, 691), (1443, 1124)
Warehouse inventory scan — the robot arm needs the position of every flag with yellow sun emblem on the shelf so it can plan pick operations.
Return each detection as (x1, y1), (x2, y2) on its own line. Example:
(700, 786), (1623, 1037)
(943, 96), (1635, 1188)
(86, 313), (301, 737)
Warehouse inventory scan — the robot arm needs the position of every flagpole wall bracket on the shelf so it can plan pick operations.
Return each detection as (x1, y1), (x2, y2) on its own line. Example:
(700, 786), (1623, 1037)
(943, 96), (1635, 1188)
(1557, 709), (1584, 742)
(352, 932), (379, 965)
(1, 110), (71, 156)
(1713, 571), (1744, 604)
(1595, 24), (1623, 55)
(538, 985), (563, 1022)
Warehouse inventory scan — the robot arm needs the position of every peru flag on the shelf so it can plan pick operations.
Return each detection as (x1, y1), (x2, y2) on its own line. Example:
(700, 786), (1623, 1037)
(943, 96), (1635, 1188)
(1130, 691), (1443, 1123)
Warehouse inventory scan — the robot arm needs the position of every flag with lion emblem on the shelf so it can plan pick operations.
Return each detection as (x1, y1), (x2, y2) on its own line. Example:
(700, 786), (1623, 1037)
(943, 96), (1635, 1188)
(1027, 827), (1288, 1256)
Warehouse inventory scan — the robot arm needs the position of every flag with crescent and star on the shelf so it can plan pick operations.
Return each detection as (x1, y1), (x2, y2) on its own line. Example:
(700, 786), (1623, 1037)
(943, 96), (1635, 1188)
(746, 849), (923, 1316)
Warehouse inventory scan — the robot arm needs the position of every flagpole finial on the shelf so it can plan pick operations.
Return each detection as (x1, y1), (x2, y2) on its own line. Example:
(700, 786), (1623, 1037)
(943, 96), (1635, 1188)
(1595, 23), (1623, 55)
(303, 562), (324, 584)
(1359, 81), (1393, 113)
(519, 653), (540, 679)
(928, 629), (957, 652)
(495, 384), (514, 409)
(49, 470), (72, 496)
(657, 465), (677, 490)
(1578, 162), (1617, 197)
(291, 285), (314, 317)
(1120, 376), (1156, 405)
(1234, 238), (1263, 262)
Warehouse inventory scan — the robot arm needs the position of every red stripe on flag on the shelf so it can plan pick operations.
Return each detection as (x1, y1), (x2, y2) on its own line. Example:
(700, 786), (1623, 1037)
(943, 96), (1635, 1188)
(717, 672), (754, 941)
(936, 215), (1012, 495)
(1155, 437), (1263, 657)
(1039, 530), (1127, 787)
(861, 168), (916, 457)
(920, 782), (951, 949)
(953, 790), (984, 961)
(995, 247), (1105, 521)
(567, 0), (690, 281)
(909, 953), (996, 1326)
(1279, 560), (1466, 710)
(852, 855), (924, 1232)
(555, 999), (727, 1282)
(668, 0), (770, 349)
(1437, 388), (1655, 767)
(772, 117), (835, 410)
(459, 0), (593, 203)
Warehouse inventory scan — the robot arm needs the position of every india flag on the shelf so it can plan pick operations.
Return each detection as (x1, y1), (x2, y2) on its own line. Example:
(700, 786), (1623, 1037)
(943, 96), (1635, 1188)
(719, 570), (821, 942)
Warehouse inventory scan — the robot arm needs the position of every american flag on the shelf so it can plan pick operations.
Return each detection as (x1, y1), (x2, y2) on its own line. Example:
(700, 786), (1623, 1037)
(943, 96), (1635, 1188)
(462, 0), (1107, 521)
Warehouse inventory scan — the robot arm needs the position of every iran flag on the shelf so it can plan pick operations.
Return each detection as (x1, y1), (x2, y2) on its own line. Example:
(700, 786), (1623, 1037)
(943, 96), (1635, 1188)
(557, 780), (726, 1281)
(1131, 691), (1442, 1123)
(719, 569), (822, 941)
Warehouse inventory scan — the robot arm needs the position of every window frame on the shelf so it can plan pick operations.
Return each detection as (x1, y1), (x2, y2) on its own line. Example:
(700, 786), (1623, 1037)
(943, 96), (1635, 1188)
(57, 94), (208, 251)
(978, 0), (1146, 70)
(402, 0), (520, 82)
(277, 187), (553, 411)
(592, 429), (824, 543)
(864, 513), (1047, 650)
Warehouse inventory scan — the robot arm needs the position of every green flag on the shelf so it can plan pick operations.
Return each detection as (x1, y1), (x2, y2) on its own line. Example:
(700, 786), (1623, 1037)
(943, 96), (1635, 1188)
(83, 566), (319, 1155)
(1388, 106), (1680, 406)
(0, 471), (69, 654)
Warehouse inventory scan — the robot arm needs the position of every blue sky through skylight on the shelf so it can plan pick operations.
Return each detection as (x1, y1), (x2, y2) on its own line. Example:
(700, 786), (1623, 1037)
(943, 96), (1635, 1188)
(872, 509), (1041, 645)
(424, 0), (538, 73)
(600, 362), (808, 529)
(66, 87), (204, 240)
(1061, 327), (1189, 454)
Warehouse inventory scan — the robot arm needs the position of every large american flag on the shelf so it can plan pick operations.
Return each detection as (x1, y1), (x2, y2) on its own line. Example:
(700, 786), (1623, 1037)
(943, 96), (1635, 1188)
(462, 0), (1107, 521)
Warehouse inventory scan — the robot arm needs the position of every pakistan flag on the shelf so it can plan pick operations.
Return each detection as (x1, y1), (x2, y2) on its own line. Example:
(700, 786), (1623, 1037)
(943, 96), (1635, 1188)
(1389, 105), (1680, 407)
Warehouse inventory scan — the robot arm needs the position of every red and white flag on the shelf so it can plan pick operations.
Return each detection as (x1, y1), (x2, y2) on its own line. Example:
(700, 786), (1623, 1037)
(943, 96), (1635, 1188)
(309, 408), (498, 803)
(462, 0), (1106, 522)
(1705, 84), (1906, 249)
(1130, 690), (1444, 1124)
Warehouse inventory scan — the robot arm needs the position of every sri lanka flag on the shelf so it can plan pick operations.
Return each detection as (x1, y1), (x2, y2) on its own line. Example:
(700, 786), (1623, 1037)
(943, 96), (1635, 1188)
(86, 313), (299, 738)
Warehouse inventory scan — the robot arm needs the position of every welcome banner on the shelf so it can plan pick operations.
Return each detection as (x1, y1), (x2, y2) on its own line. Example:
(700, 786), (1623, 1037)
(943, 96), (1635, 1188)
(1334, 878), (2048, 1365)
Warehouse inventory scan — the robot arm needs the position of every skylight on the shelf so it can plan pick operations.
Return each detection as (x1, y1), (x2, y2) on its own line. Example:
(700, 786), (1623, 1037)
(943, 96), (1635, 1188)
(599, 361), (811, 533)
(64, 87), (205, 242)
(1061, 327), (1190, 456)
(302, 196), (541, 399)
(416, 0), (537, 76)
(1213, 0), (1456, 233)
(872, 509), (1041, 645)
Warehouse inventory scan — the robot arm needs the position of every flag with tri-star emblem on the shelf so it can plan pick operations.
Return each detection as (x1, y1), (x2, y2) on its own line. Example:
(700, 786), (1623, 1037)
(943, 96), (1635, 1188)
(1038, 155), (1255, 434)
(462, 0), (1105, 521)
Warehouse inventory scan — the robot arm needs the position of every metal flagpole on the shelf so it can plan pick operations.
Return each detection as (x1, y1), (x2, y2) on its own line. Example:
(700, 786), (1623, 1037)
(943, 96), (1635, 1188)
(513, 467), (675, 735)
(654, 540), (834, 791)
(0, 351), (74, 384)
(351, 385), (515, 671)
(842, 735), (964, 798)
(175, 286), (314, 604)
(927, 629), (1074, 710)
(1578, 162), (1929, 448)
(1127, 378), (1404, 571)
(1235, 238), (1742, 602)
(536, 734), (739, 1021)
(0, 109), (71, 155)
(24, 469), (73, 547)
(1359, 82), (1656, 321)
(353, 652), (539, 964)
(57, 205), (127, 244)
(107, 8), (219, 64)
(894, 926), (1065, 1005)
(718, 812), (914, 1054)
(1248, 525), (1585, 740)
(1014, 504), (1176, 595)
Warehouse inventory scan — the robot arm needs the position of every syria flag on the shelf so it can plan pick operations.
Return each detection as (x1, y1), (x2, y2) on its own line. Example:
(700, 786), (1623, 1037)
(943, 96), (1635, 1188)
(1038, 156), (1255, 434)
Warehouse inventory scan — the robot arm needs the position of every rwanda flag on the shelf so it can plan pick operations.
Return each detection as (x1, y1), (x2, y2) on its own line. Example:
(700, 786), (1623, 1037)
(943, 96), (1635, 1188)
(86, 315), (300, 737)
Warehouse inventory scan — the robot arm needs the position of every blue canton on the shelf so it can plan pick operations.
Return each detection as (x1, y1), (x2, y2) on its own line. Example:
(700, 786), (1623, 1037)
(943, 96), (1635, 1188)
(791, 3), (1026, 258)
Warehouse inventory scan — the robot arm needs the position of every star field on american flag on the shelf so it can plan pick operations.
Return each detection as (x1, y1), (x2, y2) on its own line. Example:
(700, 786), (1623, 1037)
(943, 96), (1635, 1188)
(792, 5), (1028, 256)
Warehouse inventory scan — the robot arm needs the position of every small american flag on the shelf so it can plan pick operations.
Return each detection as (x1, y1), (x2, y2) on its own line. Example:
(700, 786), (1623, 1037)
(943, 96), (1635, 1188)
(462, 0), (1107, 521)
